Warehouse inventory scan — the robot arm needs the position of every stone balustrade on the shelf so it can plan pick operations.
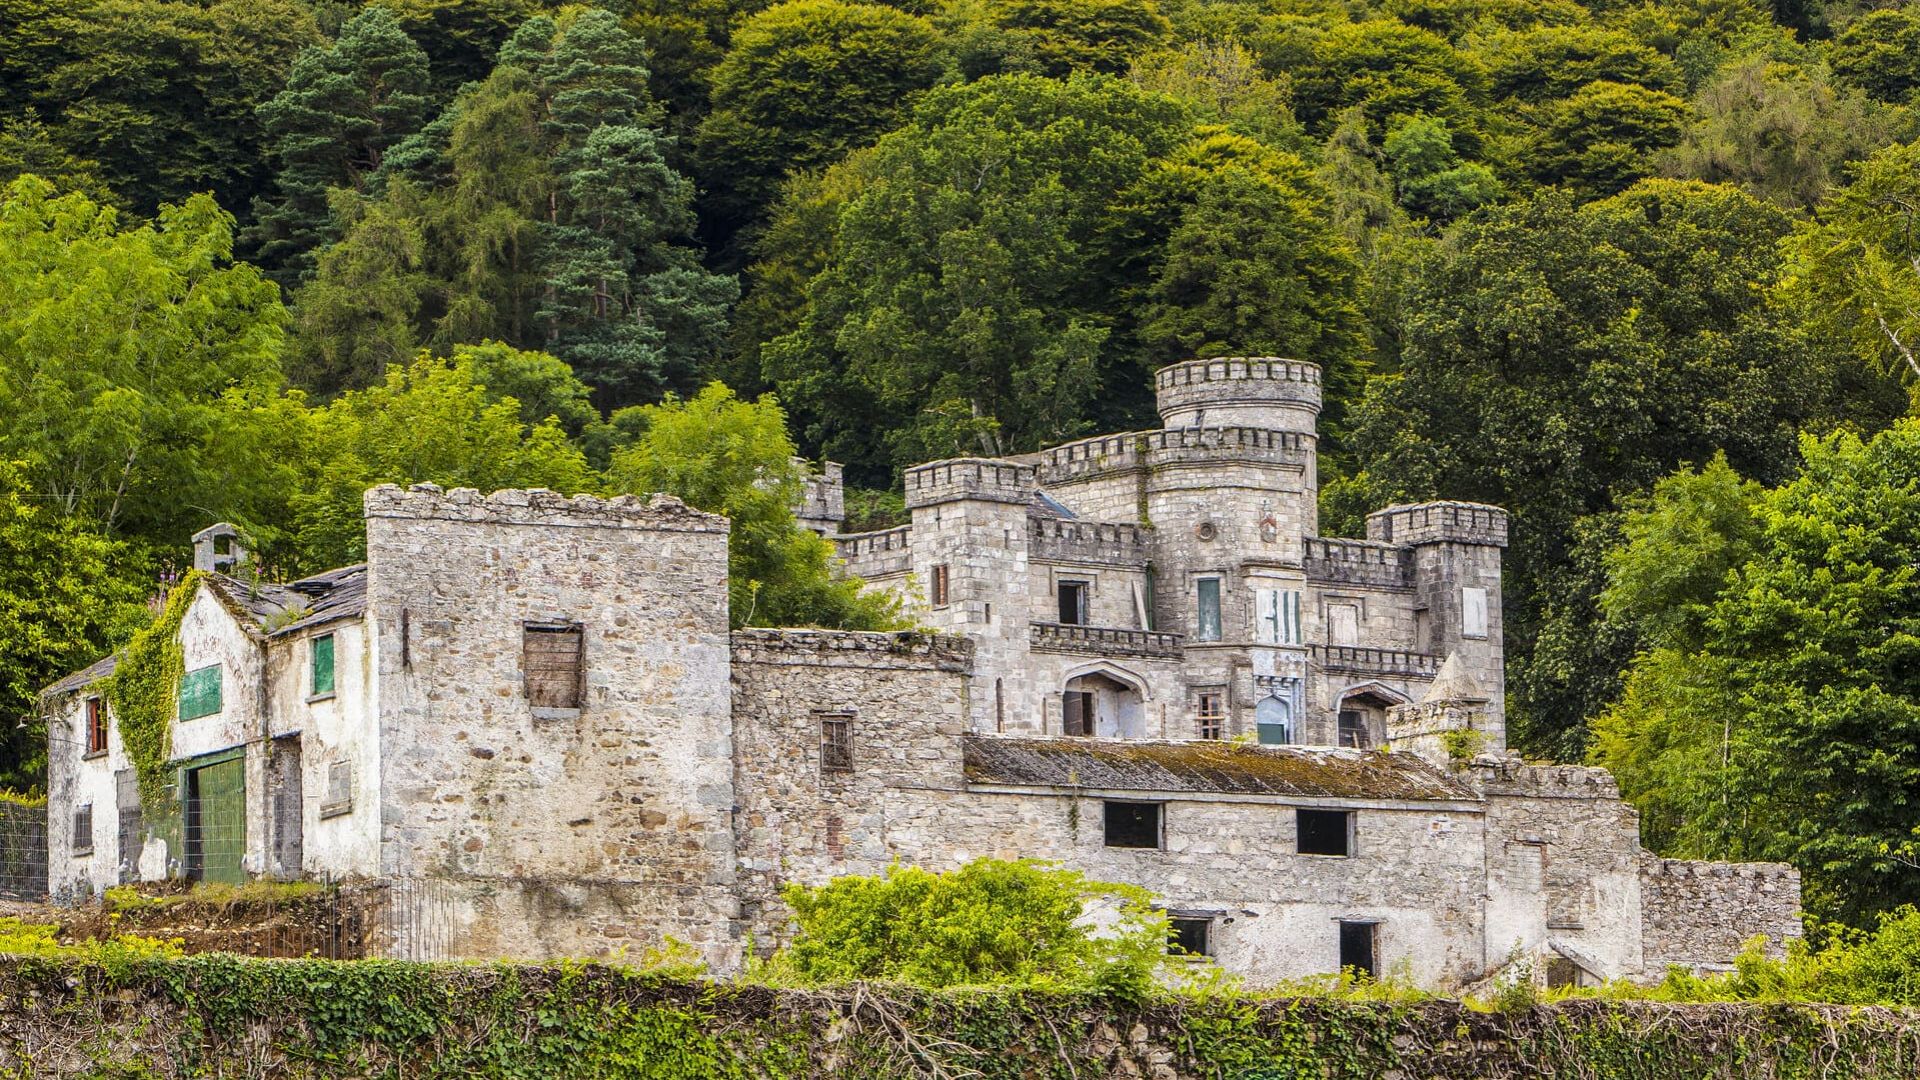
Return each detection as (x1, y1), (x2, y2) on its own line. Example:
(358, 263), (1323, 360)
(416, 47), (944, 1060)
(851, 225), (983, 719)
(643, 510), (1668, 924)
(1029, 622), (1185, 660)
(1311, 644), (1440, 678)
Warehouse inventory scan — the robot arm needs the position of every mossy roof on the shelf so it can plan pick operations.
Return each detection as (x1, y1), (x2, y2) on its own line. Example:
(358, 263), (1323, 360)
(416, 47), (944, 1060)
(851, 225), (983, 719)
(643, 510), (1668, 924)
(962, 735), (1479, 802)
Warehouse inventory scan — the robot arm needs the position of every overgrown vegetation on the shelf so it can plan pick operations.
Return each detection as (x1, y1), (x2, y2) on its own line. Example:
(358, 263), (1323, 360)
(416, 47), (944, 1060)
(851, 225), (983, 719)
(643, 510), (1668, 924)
(101, 571), (202, 811)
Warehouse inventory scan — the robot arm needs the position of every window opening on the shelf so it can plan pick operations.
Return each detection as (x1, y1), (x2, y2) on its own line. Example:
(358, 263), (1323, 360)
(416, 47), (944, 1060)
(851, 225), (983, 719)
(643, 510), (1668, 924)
(1168, 917), (1211, 956)
(930, 564), (950, 607)
(311, 633), (335, 697)
(1297, 808), (1354, 857)
(1195, 691), (1225, 740)
(820, 713), (854, 773)
(1338, 709), (1371, 749)
(1195, 578), (1222, 642)
(1339, 920), (1377, 978)
(1057, 580), (1089, 625)
(1103, 801), (1162, 848)
(85, 697), (106, 755)
(1062, 690), (1094, 736)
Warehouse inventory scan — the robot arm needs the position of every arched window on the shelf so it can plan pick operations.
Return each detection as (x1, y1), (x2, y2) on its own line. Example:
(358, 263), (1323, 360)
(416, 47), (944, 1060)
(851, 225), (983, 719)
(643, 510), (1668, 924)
(1255, 695), (1292, 745)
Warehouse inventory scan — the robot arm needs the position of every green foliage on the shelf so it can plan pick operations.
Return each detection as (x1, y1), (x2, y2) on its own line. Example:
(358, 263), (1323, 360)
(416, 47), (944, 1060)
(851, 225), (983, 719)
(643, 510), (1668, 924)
(767, 858), (1170, 995)
(1529, 79), (1691, 197)
(695, 0), (943, 256)
(1290, 19), (1489, 143)
(247, 6), (435, 289)
(606, 383), (901, 629)
(102, 571), (201, 811)
(1828, 7), (1920, 106)
(0, 176), (290, 549)
(1593, 420), (1920, 922)
(978, 0), (1174, 77)
(0, 461), (147, 790)
(1785, 138), (1920, 388)
(0, 917), (182, 965)
(1383, 113), (1503, 222)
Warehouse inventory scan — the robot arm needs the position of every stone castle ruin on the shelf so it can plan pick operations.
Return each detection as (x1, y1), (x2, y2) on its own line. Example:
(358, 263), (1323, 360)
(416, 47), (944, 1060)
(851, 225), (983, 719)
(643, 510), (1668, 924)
(41, 357), (1798, 988)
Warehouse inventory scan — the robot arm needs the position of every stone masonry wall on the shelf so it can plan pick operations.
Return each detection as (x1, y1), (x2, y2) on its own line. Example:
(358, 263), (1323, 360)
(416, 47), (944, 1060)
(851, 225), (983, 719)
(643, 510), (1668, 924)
(1640, 856), (1802, 973)
(362, 484), (740, 965)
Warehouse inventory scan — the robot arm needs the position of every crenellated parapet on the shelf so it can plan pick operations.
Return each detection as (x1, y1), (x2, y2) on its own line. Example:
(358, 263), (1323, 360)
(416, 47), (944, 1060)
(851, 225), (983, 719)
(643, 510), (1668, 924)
(1304, 537), (1415, 589)
(1155, 357), (1323, 433)
(1470, 761), (1621, 800)
(363, 483), (729, 532)
(903, 458), (1036, 509)
(1365, 502), (1509, 548)
(1028, 517), (1150, 567)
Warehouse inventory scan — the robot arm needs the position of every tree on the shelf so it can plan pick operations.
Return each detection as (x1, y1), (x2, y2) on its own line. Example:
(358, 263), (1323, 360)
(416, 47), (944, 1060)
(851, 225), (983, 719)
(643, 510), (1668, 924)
(292, 10), (737, 405)
(1328, 180), (1895, 757)
(1127, 41), (1306, 151)
(1289, 19), (1489, 145)
(287, 348), (596, 572)
(367, 0), (543, 97)
(1657, 60), (1902, 212)
(1785, 140), (1920, 387)
(979, 0), (1173, 77)
(0, 461), (149, 792)
(247, 6), (434, 289)
(1529, 80), (1690, 198)
(1592, 422), (1920, 924)
(769, 858), (1168, 993)
(31, 0), (320, 216)
(695, 0), (943, 258)
(0, 177), (290, 547)
(1480, 25), (1682, 104)
(606, 383), (901, 630)
(762, 75), (1198, 477)
(1828, 6), (1920, 105)
(1382, 113), (1503, 222)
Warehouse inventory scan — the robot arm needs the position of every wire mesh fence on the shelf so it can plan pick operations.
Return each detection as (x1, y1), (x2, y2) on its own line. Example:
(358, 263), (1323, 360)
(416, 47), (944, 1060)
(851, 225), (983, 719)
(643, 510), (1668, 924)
(88, 876), (461, 960)
(0, 802), (48, 901)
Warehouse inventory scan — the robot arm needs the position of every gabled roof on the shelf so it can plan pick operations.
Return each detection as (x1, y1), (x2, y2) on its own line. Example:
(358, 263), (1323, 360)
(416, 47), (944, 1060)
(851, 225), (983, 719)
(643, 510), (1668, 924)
(962, 735), (1480, 802)
(40, 654), (118, 698)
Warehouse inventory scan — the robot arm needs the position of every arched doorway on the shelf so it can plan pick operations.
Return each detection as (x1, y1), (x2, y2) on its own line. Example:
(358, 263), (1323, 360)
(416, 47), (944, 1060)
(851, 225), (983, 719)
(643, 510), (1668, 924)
(1334, 684), (1409, 749)
(1062, 670), (1147, 738)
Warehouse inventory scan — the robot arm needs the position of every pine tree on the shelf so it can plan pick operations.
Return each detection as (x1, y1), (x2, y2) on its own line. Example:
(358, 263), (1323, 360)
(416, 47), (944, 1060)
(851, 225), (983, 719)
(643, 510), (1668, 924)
(248, 7), (433, 289)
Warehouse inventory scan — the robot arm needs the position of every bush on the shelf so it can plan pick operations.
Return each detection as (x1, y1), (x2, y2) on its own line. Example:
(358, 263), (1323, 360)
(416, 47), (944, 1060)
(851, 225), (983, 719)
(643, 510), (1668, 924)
(763, 858), (1170, 996)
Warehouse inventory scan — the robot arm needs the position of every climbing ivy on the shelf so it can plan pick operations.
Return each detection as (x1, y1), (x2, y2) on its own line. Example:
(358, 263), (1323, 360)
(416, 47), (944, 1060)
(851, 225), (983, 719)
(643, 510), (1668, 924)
(103, 571), (204, 810)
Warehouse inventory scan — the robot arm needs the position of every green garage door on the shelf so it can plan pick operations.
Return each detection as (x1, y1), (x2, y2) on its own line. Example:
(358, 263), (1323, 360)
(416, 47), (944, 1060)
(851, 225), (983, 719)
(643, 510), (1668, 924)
(186, 755), (246, 886)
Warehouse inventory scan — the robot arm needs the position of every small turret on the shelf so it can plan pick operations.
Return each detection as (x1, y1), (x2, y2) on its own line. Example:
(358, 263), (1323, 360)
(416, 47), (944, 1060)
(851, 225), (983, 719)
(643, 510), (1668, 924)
(1155, 357), (1322, 435)
(191, 523), (247, 574)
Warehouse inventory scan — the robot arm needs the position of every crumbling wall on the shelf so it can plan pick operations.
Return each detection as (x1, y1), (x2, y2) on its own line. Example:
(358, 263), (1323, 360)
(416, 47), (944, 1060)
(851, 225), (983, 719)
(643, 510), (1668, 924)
(1640, 855), (1802, 973)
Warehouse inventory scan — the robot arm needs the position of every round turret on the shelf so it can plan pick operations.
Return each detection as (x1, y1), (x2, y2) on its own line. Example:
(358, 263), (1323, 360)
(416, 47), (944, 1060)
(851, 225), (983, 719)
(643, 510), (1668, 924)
(1155, 357), (1322, 433)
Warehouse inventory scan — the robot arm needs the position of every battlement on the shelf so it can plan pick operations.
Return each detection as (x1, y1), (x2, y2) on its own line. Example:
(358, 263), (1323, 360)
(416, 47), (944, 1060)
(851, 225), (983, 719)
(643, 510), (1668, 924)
(904, 458), (1036, 509)
(1028, 517), (1150, 566)
(1155, 357), (1322, 431)
(1640, 856), (1800, 887)
(730, 628), (974, 672)
(1365, 501), (1509, 548)
(1304, 537), (1415, 589)
(1470, 761), (1620, 799)
(1037, 427), (1314, 486)
(363, 483), (728, 532)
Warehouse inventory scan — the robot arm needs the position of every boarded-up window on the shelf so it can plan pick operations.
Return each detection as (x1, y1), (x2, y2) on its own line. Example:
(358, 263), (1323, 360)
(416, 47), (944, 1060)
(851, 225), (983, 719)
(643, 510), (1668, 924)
(72, 804), (93, 856)
(114, 770), (141, 884)
(1462, 587), (1489, 639)
(819, 713), (854, 773)
(523, 624), (583, 710)
(930, 564), (950, 607)
(1328, 603), (1361, 645)
(311, 633), (335, 697)
(85, 697), (106, 755)
(321, 760), (352, 819)
(1195, 578), (1222, 642)
(178, 665), (222, 720)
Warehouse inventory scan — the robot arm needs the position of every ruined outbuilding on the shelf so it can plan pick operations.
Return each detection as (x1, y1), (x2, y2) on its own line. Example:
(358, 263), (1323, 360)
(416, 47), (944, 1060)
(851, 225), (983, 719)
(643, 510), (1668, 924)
(41, 357), (1799, 989)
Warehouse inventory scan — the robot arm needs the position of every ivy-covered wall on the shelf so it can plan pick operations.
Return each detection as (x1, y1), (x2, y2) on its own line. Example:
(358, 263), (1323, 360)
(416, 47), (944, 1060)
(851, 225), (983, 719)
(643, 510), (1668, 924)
(0, 958), (1914, 1079)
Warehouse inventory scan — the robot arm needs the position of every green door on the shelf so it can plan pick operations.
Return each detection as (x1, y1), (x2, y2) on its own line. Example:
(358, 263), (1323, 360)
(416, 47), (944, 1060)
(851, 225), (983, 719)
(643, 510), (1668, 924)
(186, 756), (246, 886)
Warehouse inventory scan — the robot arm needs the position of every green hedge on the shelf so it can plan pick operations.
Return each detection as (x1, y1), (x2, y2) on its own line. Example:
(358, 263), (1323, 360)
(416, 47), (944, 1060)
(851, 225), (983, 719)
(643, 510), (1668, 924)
(0, 956), (1915, 1079)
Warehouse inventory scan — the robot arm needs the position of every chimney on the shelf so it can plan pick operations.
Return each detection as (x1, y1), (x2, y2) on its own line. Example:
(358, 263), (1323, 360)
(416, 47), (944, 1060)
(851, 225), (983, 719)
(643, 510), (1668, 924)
(191, 523), (247, 574)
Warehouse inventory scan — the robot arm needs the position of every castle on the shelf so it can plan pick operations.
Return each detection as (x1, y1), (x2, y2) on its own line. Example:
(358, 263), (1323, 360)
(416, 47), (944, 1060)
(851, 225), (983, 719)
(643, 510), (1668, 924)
(41, 357), (1799, 988)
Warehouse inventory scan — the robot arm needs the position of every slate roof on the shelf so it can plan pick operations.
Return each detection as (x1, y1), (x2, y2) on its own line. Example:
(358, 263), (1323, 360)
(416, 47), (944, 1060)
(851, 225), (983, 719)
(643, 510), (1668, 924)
(961, 735), (1480, 802)
(39, 565), (368, 698)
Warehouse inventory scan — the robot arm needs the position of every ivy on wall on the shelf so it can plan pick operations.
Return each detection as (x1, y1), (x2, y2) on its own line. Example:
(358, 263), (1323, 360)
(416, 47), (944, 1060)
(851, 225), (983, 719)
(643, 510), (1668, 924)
(102, 571), (205, 810)
(1, 957), (1918, 1079)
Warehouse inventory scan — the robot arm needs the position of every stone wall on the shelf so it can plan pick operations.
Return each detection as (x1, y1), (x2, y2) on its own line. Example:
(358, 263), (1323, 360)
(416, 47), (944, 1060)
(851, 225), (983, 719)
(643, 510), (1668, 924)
(362, 484), (739, 965)
(1640, 856), (1802, 973)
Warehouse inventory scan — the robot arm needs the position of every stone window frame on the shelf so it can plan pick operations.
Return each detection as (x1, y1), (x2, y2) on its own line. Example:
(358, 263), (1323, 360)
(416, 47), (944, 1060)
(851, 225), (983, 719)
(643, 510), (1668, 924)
(1193, 574), (1224, 642)
(818, 711), (855, 775)
(1055, 576), (1091, 625)
(84, 696), (107, 757)
(72, 803), (94, 857)
(1323, 595), (1365, 647)
(1192, 687), (1226, 740)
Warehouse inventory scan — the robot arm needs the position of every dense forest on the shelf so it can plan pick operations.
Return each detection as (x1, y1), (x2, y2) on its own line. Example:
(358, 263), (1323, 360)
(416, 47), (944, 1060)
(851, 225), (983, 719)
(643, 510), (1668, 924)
(4, 0), (1920, 924)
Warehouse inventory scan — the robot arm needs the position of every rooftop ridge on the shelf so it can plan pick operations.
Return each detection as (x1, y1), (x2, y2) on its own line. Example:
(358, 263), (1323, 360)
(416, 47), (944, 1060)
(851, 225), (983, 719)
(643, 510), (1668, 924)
(363, 484), (728, 532)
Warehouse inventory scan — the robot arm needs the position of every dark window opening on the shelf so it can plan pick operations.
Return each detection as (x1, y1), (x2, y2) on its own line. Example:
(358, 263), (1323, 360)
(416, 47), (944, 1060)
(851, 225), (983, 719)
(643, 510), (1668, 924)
(1297, 808), (1354, 857)
(930, 564), (950, 607)
(524, 624), (584, 710)
(1337, 710), (1370, 749)
(1057, 580), (1089, 625)
(1545, 956), (1580, 989)
(820, 713), (854, 773)
(1103, 801), (1162, 849)
(1168, 917), (1211, 957)
(85, 696), (106, 755)
(1195, 692), (1224, 740)
(1062, 690), (1094, 736)
(1339, 920), (1377, 978)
